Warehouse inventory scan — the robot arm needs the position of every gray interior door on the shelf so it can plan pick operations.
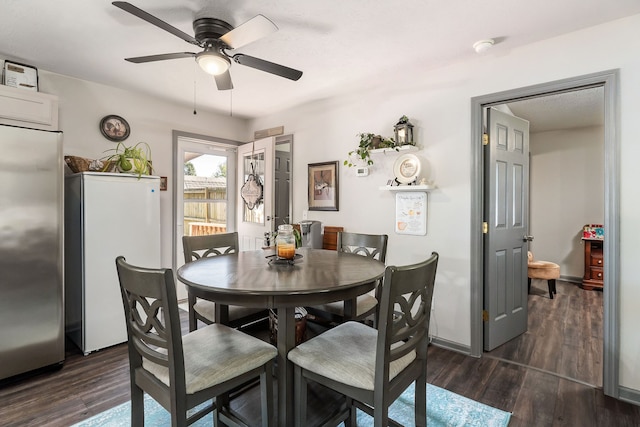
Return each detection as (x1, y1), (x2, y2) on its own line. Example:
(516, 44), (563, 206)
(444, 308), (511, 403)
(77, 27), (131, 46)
(274, 149), (291, 227)
(484, 107), (530, 351)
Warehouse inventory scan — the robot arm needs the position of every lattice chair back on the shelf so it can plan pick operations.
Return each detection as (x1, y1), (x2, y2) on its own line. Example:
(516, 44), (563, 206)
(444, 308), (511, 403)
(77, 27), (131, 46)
(337, 231), (388, 262)
(182, 232), (239, 263)
(115, 256), (188, 400)
(182, 232), (268, 331)
(376, 251), (438, 385)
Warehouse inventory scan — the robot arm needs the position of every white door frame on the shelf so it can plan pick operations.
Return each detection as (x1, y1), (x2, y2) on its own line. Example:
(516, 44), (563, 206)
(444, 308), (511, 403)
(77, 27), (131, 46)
(236, 137), (275, 251)
(470, 70), (620, 397)
(171, 130), (242, 275)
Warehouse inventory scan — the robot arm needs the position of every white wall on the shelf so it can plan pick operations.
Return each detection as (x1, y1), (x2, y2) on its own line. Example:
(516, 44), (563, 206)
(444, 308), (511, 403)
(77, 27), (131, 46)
(529, 126), (604, 278)
(250, 14), (640, 391)
(38, 72), (249, 270)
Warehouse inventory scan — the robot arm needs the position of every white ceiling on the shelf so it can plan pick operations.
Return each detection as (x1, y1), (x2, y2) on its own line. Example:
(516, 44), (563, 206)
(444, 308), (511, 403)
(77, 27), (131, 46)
(0, 1), (638, 120)
(507, 87), (605, 133)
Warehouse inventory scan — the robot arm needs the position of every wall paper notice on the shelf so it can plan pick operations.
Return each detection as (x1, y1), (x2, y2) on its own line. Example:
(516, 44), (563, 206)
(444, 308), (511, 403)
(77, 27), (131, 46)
(395, 191), (427, 235)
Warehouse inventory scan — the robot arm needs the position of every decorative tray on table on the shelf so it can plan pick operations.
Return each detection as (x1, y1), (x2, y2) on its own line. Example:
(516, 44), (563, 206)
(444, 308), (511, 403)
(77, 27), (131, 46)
(265, 253), (303, 265)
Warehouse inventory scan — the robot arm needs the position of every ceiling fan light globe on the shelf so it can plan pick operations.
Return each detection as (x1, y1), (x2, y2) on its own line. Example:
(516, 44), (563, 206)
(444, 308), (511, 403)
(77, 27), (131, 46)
(196, 51), (231, 75)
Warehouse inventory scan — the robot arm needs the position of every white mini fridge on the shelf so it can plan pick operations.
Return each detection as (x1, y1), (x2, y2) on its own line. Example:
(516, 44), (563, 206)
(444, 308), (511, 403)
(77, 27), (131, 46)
(65, 172), (161, 354)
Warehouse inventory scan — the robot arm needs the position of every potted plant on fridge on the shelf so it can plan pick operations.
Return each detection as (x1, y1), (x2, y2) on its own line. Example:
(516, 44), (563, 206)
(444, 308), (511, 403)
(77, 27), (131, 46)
(101, 141), (153, 178)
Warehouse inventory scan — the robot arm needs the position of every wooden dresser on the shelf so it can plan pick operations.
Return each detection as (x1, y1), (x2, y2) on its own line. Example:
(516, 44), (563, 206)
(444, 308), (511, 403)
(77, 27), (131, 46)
(582, 238), (604, 290)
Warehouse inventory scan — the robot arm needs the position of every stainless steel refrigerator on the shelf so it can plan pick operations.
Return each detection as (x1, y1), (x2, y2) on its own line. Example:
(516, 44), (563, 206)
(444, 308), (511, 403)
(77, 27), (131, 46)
(0, 124), (64, 381)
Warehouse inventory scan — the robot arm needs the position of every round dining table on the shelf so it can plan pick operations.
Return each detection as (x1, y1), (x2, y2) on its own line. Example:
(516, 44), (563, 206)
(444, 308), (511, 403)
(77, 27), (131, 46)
(176, 247), (386, 427)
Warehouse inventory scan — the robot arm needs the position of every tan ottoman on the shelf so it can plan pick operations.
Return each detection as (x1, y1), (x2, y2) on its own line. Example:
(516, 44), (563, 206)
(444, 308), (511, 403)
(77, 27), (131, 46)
(528, 251), (560, 299)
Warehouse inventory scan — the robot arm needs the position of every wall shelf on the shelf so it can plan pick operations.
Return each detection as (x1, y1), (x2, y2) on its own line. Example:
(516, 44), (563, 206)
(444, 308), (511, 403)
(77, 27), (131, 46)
(370, 144), (418, 155)
(379, 184), (435, 192)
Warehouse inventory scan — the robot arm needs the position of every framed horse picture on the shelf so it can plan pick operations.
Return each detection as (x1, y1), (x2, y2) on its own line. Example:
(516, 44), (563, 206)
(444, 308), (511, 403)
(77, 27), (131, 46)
(308, 161), (339, 211)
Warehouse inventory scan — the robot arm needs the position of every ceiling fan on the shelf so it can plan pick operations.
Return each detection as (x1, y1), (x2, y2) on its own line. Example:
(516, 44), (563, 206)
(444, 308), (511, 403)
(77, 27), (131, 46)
(112, 1), (303, 90)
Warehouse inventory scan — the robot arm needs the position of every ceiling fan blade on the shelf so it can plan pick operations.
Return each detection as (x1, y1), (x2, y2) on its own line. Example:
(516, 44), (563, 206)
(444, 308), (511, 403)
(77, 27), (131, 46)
(125, 52), (196, 63)
(232, 54), (302, 81)
(214, 71), (234, 90)
(112, 1), (200, 46)
(220, 15), (277, 49)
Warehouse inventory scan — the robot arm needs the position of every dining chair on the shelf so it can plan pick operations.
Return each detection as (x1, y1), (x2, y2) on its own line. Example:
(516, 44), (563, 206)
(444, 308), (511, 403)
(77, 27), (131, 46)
(288, 252), (438, 427)
(182, 232), (269, 331)
(306, 231), (388, 326)
(115, 256), (276, 427)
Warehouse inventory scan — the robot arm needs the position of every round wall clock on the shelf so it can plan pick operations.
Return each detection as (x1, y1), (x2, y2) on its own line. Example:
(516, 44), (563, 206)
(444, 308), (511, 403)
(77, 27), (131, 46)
(100, 115), (130, 142)
(393, 153), (421, 184)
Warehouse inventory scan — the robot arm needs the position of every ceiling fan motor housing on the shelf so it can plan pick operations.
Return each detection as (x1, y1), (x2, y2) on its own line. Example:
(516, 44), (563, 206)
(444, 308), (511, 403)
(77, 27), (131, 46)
(193, 17), (234, 48)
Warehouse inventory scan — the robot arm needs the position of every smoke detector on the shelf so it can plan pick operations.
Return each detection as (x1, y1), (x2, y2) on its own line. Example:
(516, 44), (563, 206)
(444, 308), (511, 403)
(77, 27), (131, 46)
(473, 39), (495, 54)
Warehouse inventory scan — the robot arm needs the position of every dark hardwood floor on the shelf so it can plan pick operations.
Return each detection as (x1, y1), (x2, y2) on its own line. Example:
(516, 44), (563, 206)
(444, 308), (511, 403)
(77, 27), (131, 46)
(425, 279), (639, 427)
(485, 279), (603, 387)
(1, 298), (639, 426)
(0, 312), (343, 427)
(427, 343), (640, 426)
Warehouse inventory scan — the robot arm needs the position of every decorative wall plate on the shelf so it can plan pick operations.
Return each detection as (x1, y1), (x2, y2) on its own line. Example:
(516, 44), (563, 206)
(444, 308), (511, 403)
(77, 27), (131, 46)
(100, 115), (130, 142)
(393, 153), (421, 184)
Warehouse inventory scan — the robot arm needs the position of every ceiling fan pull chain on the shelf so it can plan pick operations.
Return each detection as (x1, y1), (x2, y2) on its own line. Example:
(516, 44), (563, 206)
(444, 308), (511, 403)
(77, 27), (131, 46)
(193, 80), (197, 115)
(193, 62), (197, 115)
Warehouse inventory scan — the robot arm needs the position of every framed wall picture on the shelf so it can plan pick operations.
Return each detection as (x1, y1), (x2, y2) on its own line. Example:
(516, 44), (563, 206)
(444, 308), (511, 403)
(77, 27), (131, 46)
(159, 176), (167, 191)
(99, 114), (130, 142)
(308, 161), (339, 211)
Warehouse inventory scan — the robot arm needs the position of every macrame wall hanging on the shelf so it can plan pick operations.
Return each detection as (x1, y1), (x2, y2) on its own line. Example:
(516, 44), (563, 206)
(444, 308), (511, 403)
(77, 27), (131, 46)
(240, 141), (264, 210)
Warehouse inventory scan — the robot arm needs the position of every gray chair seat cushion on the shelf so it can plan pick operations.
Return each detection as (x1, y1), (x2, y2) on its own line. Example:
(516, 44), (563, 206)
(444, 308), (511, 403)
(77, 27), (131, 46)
(313, 294), (377, 317)
(144, 323), (277, 394)
(194, 299), (266, 322)
(287, 321), (415, 391)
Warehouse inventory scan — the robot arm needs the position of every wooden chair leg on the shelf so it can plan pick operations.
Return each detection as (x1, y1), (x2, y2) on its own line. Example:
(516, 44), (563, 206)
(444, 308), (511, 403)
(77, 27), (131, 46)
(528, 277), (532, 294)
(187, 293), (197, 332)
(260, 361), (274, 427)
(344, 396), (355, 427)
(547, 279), (555, 299)
(213, 406), (221, 427)
(294, 366), (307, 427)
(130, 383), (144, 427)
(373, 403), (389, 427)
(415, 377), (426, 427)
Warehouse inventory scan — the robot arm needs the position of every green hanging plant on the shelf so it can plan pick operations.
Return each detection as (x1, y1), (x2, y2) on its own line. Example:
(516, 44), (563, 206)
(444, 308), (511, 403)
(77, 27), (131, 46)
(344, 133), (395, 167)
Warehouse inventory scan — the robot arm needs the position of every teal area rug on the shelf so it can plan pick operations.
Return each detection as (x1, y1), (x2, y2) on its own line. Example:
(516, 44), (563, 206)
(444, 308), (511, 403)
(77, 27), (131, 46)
(424, 384), (511, 427)
(73, 383), (510, 426)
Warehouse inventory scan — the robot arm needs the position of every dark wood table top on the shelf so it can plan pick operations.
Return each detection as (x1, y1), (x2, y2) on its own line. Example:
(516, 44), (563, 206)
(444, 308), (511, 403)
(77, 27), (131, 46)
(177, 247), (386, 308)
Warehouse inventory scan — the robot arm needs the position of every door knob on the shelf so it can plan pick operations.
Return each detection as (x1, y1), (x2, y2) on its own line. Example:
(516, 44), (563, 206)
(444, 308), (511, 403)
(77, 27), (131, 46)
(523, 235), (534, 242)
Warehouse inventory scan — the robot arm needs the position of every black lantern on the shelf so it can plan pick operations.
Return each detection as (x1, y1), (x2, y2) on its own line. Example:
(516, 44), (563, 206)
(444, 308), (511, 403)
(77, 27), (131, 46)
(393, 115), (414, 146)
